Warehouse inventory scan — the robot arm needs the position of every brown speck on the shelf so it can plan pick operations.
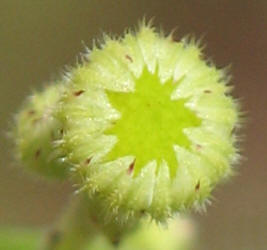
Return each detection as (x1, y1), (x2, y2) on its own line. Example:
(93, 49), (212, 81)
(125, 54), (133, 62)
(60, 128), (64, 136)
(204, 90), (212, 94)
(27, 110), (36, 115)
(140, 209), (146, 215)
(195, 181), (200, 191)
(196, 144), (202, 150)
(73, 90), (85, 96)
(85, 157), (92, 165)
(127, 159), (135, 175)
(35, 149), (41, 159)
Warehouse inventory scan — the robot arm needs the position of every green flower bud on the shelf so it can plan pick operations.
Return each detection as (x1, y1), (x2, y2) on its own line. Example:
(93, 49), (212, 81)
(57, 22), (240, 222)
(14, 83), (70, 178)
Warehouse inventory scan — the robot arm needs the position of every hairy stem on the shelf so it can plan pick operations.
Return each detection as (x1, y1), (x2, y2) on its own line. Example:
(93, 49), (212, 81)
(41, 195), (98, 250)
(41, 194), (136, 250)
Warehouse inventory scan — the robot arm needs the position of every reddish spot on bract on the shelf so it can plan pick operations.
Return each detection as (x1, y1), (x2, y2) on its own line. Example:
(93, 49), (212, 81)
(127, 159), (135, 175)
(125, 54), (133, 62)
(195, 181), (200, 191)
(85, 157), (92, 165)
(204, 90), (212, 94)
(73, 90), (85, 96)
(35, 149), (41, 159)
(28, 110), (36, 115)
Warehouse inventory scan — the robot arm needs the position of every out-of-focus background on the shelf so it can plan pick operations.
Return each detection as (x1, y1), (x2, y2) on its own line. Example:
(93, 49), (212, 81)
(0, 1), (266, 249)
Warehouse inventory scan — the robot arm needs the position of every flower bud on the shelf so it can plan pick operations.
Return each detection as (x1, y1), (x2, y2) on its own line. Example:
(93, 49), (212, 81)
(14, 83), (70, 178)
(56, 22), (240, 222)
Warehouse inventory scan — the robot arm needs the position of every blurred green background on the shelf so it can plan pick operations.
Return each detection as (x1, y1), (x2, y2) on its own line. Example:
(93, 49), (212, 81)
(0, 0), (266, 249)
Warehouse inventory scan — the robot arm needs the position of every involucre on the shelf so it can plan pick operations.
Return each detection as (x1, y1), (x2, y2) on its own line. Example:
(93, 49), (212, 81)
(54, 22), (241, 222)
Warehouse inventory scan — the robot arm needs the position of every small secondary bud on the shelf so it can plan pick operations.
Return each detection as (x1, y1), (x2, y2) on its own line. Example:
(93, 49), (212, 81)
(14, 83), (70, 178)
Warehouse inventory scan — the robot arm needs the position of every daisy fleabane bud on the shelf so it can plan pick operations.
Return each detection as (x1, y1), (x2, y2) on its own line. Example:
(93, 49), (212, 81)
(14, 83), (70, 178)
(57, 22), (240, 222)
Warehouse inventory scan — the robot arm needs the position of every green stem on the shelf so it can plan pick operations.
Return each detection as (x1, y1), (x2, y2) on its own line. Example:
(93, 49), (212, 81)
(41, 194), (136, 250)
(42, 195), (98, 250)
